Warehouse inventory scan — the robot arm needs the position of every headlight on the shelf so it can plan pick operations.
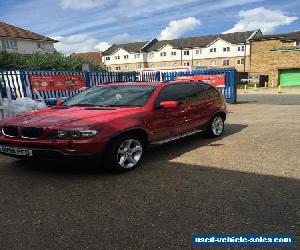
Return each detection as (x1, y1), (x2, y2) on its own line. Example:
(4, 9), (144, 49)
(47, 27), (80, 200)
(50, 130), (98, 139)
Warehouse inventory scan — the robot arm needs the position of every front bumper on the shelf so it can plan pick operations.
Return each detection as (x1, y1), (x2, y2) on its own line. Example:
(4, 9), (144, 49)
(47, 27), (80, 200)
(0, 136), (107, 159)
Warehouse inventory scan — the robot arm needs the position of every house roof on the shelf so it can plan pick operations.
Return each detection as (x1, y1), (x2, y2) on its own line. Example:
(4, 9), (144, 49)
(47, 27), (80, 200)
(102, 30), (257, 55)
(152, 31), (256, 50)
(102, 41), (148, 55)
(0, 22), (58, 42)
(250, 31), (300, 42)
(74, 52), (102, 65)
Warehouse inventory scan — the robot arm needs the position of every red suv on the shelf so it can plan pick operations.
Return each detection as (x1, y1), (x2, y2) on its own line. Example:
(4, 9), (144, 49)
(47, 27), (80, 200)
(0, 81), (227, 172)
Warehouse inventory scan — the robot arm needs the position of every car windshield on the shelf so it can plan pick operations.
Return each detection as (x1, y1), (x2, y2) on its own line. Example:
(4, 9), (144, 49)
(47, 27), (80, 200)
(62, 85), (156, 107)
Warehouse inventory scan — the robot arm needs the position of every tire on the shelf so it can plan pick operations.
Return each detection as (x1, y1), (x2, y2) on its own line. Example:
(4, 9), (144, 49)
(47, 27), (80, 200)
(205, 115), (224, 138)
(104, 134), (145, 172)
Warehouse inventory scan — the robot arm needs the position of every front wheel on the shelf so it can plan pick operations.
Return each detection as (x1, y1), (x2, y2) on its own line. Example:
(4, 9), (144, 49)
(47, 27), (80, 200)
(205, 115), (224, 138)
(104, 134), (145, 172)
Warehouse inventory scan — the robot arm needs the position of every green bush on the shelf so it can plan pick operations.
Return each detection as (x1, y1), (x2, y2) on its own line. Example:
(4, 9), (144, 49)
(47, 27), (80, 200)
(0, 51), (106, 71)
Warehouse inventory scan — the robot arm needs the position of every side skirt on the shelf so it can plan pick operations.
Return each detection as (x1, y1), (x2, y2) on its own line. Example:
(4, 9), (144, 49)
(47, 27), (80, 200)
(150, 129), (203, 145)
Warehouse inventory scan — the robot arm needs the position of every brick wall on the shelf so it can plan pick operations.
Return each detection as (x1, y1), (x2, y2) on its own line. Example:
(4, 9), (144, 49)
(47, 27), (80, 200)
(250, 40), (300, 86)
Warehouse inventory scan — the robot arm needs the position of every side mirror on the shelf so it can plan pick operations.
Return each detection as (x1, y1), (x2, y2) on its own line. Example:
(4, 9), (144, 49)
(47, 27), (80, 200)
(56, 99), (65, 106)
(159, 101), (180, 109)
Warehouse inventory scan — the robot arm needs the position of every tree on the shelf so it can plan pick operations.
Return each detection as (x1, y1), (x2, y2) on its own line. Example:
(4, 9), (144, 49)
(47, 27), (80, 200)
(0, 51), (106, 71)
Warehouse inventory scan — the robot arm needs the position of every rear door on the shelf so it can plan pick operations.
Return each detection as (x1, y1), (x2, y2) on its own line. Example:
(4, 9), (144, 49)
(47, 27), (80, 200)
(186, 83), (221, 129)
(145, 84), (192, 141)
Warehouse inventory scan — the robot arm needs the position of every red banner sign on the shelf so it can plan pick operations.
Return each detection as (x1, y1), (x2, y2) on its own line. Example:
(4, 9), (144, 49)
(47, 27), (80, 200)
(176, 74), (225, 87)
(30, 75), (86, 91)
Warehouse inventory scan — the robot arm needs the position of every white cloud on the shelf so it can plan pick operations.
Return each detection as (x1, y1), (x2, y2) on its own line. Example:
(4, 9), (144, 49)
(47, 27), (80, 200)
(95, 42), (111, 52)
(109, 33), (130, 44)
(158, 17), (201, 40)
(224, 7), (298, 34)
(53, 34), (107, 54)
(61, 0), (107, 10)
(52, 32), (132, 54)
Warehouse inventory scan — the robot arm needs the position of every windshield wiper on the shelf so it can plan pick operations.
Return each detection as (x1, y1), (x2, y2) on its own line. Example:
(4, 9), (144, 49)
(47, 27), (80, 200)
(68, 104), (96, 107)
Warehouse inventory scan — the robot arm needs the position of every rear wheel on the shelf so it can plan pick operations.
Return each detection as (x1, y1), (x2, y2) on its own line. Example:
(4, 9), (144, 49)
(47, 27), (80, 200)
(205, 115), (224, 138)
(104, 134), (145, 172)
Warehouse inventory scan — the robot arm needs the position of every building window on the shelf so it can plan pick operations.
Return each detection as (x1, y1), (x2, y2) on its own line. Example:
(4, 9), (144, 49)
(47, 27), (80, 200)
(149, 64), (154, 68)
(148, 53), (154, 58)
(296, 41), (300, 46)
(183, 62), (190, 66)
(238, 45), (245, 52)
(195, 49), (201, 54)
(197, 61), (201, 66)
(2, 39), (18, 51)
(209, 60), (216, 66)
(106, 66), (111, 71)
(136, 64), (141, 69)
(115, 55), (120, 60)
(237, 58), (245, 65)
(105, 56), (110, 60)
(37, 42), (46, 50)
(171, 63), (177, 67)
(223, 47), (230, 52)
(171, 51), (176, 56)
(134, 53), (140, 59)
(125, 65), (129, 71)
(115, 66), (121, 71)
(160, 63), (165, 67)
(210, 48), (216, 53)
(124, 55), (129, 59)
(222, 59), (230, 66)
(183, 50), (190, 56)
(160, 52), (166, 57)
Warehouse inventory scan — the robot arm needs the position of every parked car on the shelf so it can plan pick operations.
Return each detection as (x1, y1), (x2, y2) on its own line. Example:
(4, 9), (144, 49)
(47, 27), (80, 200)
(0, 81), (227, 172)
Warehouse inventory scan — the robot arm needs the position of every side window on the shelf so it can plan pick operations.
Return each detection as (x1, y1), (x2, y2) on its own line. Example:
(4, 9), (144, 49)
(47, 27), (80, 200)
(184, 83), (220, 104)
(206, 85), (220, 99)
(155, 84), (190, 106)
(185, 83), (209, 104)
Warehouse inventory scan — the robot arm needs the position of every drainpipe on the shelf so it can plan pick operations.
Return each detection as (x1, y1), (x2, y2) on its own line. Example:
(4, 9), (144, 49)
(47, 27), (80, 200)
(244, 42), (247, 73)
(191, 48), (194, 67)
(180, 47), (183, 66)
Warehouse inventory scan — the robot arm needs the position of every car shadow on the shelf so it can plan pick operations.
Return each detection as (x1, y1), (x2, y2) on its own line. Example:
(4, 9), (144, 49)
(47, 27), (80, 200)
(12, 123), (247, 176)
(0, 146), (299, 249)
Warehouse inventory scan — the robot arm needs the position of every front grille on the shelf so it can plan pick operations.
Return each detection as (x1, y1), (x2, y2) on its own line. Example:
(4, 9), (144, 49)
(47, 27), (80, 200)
(21, 127), (44, 139)
(2, 126), (19, 137)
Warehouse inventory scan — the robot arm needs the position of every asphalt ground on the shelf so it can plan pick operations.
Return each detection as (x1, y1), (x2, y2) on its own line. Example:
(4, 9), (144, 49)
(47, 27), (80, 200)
(0, 95), (299, 249)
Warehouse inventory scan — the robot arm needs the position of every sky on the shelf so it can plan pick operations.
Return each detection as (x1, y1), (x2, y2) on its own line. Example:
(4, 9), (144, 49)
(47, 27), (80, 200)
(1, 0), (300, 54)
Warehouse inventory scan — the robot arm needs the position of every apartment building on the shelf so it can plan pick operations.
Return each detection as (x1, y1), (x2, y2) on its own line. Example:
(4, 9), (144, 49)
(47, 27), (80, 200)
(0, 22), (57, 54)
(102, 30), (262, 72)
(250, 31), (300, 86)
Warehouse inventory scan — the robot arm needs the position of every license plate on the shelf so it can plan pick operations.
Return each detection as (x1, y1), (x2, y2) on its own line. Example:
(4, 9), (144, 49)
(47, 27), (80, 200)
(0, 145), (33, 156)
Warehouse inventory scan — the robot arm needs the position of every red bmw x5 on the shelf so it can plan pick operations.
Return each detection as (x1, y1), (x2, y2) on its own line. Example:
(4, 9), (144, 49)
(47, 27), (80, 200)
(0, 81), (227, 172)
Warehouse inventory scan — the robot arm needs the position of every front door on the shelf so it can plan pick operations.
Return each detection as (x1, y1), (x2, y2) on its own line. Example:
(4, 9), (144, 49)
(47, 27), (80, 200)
(145, 84), (192, 142)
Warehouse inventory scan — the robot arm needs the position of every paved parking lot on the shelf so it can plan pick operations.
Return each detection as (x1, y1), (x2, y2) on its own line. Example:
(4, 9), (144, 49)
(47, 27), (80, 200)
(0, 95), (299, 249)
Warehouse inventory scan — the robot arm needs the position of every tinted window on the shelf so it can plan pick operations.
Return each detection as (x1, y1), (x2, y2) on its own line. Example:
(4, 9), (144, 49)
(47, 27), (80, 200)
(155, 83), (219, 107)
(184, 83), (207, 104)
(155, 84), (190, 106)
(206, 85), (220, 99)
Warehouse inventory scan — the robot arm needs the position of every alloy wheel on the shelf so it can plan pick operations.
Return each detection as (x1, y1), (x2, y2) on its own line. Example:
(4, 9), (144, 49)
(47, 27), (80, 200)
(117, 139), (143, 169)
(212, 116), (224, 136)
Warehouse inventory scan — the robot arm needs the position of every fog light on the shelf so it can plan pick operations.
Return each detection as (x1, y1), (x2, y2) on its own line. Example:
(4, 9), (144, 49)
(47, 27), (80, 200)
(57, 131), (68, 138)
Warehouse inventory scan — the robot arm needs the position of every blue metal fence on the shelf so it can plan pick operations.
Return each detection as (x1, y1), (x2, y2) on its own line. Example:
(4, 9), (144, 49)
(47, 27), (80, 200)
(139, 68), (237, 103)
(0, 68), (236, 103)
